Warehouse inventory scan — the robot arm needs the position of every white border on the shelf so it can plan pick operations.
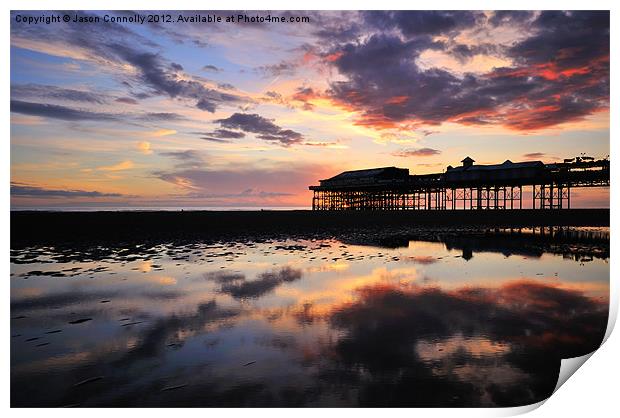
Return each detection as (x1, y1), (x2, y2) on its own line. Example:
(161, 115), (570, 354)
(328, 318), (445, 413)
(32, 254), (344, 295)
(3, 1), (618, 416)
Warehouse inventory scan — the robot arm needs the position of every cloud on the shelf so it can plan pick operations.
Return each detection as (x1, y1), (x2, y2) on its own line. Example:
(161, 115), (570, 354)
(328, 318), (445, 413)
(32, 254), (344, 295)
(416, 163), (443, 168)
(215, 113), (304, 146)
(317, 12), (609, 132)
(392, 147), (441, 157)
(292, 87), (320, 110)
(260, 87), (321, 112)
(96, 160), (134, 171)
(507, 12), (609, 71)
(111, 43), (247, 113)
(488, 10), (535, 27)
(217, 83), (236, 91)
(193, 128), (246, 143)
(200, 137), (230, 144)
(137, 141), (153, 155)
(10, 100), (118, 122)
(179, 188), (293, 199)
(149, 129), (177, 137)
(325, 33), (467, 128)
(10, 100), (185, 124)
(151, 162), (331, 205)
(159, 150), (205, 169)
(448, 42), (503, 64)
(522, 152), (546, 159)
(210, 129), (246, 139)
(11, 84), (107, 104)
(11, 11), (250, 114)
(160, 150), (203, 161)
(256, 60), (299, 77)
(196, 98), (216, 112)
(314, 19), (364, 43)
(11, 183), (125, 198)
(139, 112), (186, 121)
(15, 10), (609, 135)
(363, 11), (483, 37)
(202, 64), (222, 72)
(115, 97), (139, 105)
(10, 10), (609, 133)
(262, 90), (287, 104)
(302, 141), (348, 149)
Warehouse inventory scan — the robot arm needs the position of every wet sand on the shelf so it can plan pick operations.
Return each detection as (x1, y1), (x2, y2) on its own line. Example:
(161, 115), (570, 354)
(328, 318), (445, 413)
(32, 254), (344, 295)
(10, 209), (610, 247)
(10, 210), (610, 407)
(10, 227), (609, 407)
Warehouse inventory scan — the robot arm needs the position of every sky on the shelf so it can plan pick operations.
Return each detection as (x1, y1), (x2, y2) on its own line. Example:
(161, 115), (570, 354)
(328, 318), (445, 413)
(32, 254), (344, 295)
(10, 10), (610, 208)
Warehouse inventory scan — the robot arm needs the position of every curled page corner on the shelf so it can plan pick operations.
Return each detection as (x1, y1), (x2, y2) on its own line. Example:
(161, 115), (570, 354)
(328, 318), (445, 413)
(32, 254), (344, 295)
(496, 350), (601, 417)
(603, 291), (618, 344)
(546, 286), (619, 402)
(553, 351), (595, 394)
(496, 399), (547, 416)
(541, 296), (616, 409)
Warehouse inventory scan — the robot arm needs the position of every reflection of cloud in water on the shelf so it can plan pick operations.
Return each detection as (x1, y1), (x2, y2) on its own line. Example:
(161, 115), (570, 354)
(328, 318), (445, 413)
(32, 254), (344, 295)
(114, 300), (238, 367)
(416, 335), (511, 360)
(327, 280), (607, 406)
(204, 270), (245, 283)
(139, 289), (185, 300)
(209, 266), (303, 299)
(415, 335), (528, 405)
(139, 260), (152, 273)
(305, 261), (350, 273)
(11, 290), (119, 311)
(12, 300), (240, 406)
(406, 255), (438, 265)
(152, 276), (177, 286)
(10, 231), (609, 407)
(12, 286), (44, 298)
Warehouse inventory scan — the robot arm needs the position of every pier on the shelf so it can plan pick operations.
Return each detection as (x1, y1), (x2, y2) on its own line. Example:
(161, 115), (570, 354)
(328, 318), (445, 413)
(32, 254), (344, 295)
(309, 156), (609, 210)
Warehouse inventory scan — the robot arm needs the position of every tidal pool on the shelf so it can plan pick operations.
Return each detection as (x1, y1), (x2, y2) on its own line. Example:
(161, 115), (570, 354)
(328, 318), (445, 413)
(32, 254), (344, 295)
(10, 227), (609, 407)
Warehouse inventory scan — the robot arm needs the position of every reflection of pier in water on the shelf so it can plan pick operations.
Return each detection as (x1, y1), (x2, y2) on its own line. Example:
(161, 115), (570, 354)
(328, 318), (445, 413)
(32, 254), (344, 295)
(340, 227), (609, 262)
(310, 156), (609, 211)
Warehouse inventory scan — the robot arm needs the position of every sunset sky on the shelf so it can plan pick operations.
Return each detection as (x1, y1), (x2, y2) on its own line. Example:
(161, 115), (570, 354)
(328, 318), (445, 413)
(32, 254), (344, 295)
(10, 10), (610, 208)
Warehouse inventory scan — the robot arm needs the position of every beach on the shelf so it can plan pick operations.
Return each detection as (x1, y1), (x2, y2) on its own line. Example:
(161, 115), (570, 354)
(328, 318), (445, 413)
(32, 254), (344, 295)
(10, 210), (610, 407)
